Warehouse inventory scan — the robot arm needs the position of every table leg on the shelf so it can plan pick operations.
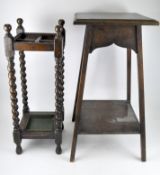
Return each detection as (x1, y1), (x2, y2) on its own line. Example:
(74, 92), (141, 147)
(127, 48), (131, 102)
(72, 37), (87, 122)
(136, 26), (146, 161)
(70, 26), (92, 162)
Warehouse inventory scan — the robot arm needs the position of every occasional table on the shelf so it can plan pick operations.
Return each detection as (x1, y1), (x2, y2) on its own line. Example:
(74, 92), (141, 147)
(4, 18), (65, 154)
(70, 12), (159, 162)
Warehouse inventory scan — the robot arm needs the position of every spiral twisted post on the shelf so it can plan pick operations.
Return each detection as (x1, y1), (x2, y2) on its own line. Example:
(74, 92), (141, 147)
(4, 24), (22, 154)
(60, 56), (64, 122)
(16, 18), (29, 113)
(54, 23), (65, 154)
(19, 51), (29, 113)
(58, 19), (65, 122)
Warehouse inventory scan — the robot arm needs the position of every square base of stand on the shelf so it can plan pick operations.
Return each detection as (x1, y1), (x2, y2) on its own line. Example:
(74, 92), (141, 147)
(20, 111), (55, 139)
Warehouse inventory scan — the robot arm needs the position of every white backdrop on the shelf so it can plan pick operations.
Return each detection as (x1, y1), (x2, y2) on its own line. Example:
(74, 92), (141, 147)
(0, 0), (160, 175)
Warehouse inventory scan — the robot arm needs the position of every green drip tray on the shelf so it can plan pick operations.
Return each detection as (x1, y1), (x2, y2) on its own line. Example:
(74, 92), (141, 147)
(24, 112), (55, 132)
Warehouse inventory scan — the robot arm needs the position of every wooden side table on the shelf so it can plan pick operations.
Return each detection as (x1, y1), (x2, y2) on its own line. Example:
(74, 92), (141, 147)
(4, 18), (65, 154)
(70, 12), (159, 162)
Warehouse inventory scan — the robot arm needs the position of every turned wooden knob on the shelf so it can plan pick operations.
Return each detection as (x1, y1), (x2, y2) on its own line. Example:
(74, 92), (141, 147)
(58, 19), (65, 27)
(17, 18), (23, 26)
(4, 24), (12, 33)
(16, 18), (25, 34)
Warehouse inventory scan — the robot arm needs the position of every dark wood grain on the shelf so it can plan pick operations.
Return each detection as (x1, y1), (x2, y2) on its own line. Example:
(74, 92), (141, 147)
(4, 24), (22, 154)
(74, 12), (159, 25)
(78, 100), (140, 134)
(136, 25), (146, 161)
(127, 49), (131, 102)
(54, 24), (65, 154)
(14, 33), (55, 51)
(70, 26), (93, 162)
(72, 26), (92, 122)
(70, 12), (158, 162)
(22, 131), (54, 139)
(19, 51), (29, 113)
(4, 18), (65, 155)
(90, 25), (137, 53)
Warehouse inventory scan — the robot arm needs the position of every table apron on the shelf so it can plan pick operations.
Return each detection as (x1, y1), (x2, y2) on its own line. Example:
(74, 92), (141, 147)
(89, 25), (138, 53)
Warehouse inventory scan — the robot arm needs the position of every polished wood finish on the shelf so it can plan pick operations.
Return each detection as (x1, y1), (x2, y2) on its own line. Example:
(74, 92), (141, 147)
(70, 13), (159, 162)
(89, 25), (137, 53)
(72, 26), (92, 122)
(19, 51), (29, 113)
(14, 33), (55, 51)
(54, 24), (65, 154)
(70, 26), (92, 161)
(4, 24), (22, 154)
(136, 25), (146, 161)
(127, 49), (131, 102)
(74, 12), (159, 25)
(4, 18), (65, 154)
(78, 100), (140, 134)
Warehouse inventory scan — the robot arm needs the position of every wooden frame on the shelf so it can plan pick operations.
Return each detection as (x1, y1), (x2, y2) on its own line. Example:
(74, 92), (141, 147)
(4, 18), (65, 154)
(70, 12), (159, 162)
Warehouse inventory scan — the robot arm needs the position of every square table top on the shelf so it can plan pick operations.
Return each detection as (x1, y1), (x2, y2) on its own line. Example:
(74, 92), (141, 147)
(74, 12), (159, 25)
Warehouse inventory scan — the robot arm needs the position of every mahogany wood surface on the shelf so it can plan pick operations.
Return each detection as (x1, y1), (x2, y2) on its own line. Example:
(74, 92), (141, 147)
(74, 12), (159, 25)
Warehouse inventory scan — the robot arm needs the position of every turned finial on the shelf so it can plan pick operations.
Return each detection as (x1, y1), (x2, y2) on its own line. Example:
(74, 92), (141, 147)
(58, 19), (65, 27)
(3, 24), (14, 57)
(17, 18), (23, 26)
(4, 24), (12, 34)
(58, 19), (65, 46)
(16, 18), (25, 34)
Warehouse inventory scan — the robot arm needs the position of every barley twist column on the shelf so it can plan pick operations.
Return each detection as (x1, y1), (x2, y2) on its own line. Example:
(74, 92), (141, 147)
(4, 24), (22, 154)
(16, 18), (29, 113)
(54, 24), (64, 154)
(58, 19), (65, 123)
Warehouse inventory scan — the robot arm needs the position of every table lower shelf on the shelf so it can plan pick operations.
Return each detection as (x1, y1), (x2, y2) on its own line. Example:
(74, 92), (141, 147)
(20, 111), (55, 139)
(78, 100), (140, 134)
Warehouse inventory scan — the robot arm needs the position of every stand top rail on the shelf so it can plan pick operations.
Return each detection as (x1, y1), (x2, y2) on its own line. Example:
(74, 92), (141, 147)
(14, 33), (56, 51)
(4, 18), (65, 52)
